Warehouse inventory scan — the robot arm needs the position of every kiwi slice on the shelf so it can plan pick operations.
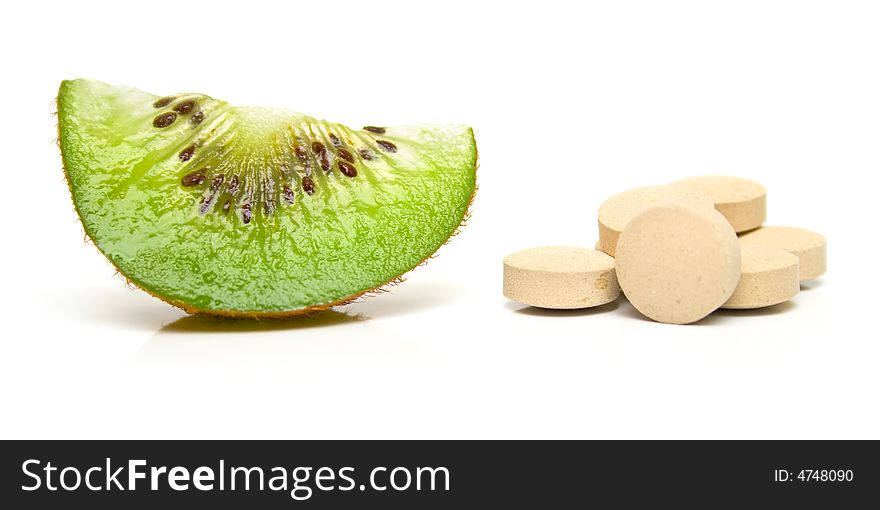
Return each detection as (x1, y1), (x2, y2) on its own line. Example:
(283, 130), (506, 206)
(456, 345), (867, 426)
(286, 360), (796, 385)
(57, 79), (477, 316)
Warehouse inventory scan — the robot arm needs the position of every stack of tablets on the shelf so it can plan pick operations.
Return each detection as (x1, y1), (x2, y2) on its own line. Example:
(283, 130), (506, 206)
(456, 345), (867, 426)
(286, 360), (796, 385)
(503, 176), (826, 324)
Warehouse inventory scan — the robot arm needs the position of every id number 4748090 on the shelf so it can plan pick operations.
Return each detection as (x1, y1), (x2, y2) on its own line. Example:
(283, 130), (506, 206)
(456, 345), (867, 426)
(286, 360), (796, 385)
(773, 469), (854, 482)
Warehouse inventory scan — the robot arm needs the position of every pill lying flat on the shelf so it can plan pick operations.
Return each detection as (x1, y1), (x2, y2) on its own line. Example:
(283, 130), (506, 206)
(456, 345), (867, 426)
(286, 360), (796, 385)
(670, 176), (767, 233)
(738, 226), (826, 281)
(722, 246), (800, 309)
(615, 202), (741, 324)
(597, 185), (714, 257)
(503, 246), (620, 309)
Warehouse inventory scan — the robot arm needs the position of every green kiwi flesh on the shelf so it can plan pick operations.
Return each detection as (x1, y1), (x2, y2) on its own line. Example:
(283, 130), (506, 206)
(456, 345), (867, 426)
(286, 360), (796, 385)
(57, 79), (477, 316)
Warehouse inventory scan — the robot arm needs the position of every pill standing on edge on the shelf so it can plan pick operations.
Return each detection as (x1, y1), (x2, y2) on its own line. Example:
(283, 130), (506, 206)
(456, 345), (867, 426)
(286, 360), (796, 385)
(670, 176), (767, 233)
(597, 185), (714, 257)
(738, 226), (826, 281)
(503, 246), (620, 309)
(722, 246), (800, 309)
(615, 202), (742, 324)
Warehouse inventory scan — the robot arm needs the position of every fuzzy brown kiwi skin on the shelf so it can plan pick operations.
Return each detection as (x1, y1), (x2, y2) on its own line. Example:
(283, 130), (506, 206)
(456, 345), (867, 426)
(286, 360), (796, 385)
(57, 99), (479, 319)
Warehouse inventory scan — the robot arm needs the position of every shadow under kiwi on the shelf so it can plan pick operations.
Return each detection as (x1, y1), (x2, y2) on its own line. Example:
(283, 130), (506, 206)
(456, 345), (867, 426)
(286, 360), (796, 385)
(133, 308), (428, 367)
(505, 299), (620, 317)
(158, 309), (367, 334)
(157, 277), (465, 334)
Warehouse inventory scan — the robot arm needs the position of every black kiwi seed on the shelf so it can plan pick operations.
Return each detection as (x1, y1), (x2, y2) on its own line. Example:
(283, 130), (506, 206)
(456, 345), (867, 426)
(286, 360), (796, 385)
(153, 97), (175, 108)
(222, 199), (231, 213)
(364, 126), (386, 134)
(329, 133), (341, 147)
(283, 186), (296, 204)
(376, 140), (397, 153)
(337, 161), (358, 177)
(311, 141), (326, 155)
(228, 175), (240, 195)
(295, 145), (308, 161)
(358, 148), (374, 160)
(191, 111), (205, 126)
(337, 148), (354, 163)
(178, 145), (196, 161)
(302, 176), (315, 195)
(153, 112), (177, 128)
(181, 171), (206, 187)
(211, 175), (224, 190)
(173, 100), (196, 114)
(241, 203), (252, 224)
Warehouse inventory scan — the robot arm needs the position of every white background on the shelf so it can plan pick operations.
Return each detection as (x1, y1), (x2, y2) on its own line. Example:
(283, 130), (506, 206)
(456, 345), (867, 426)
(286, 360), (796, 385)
(1, 0), (878, 439)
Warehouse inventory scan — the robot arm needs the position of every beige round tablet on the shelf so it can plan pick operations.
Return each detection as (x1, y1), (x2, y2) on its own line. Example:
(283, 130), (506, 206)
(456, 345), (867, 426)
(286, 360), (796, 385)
(738, 226), (826, 281)
(503, 246), (620, 309)
(722, 246), (800, 309)
(597, 185), (714, 256)
(671, 176), (767, 233)
(615, 203), (741, 324)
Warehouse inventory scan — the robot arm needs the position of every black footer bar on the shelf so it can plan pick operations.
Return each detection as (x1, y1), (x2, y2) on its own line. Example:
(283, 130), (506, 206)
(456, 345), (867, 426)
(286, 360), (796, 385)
(2, 440), (876, 508)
